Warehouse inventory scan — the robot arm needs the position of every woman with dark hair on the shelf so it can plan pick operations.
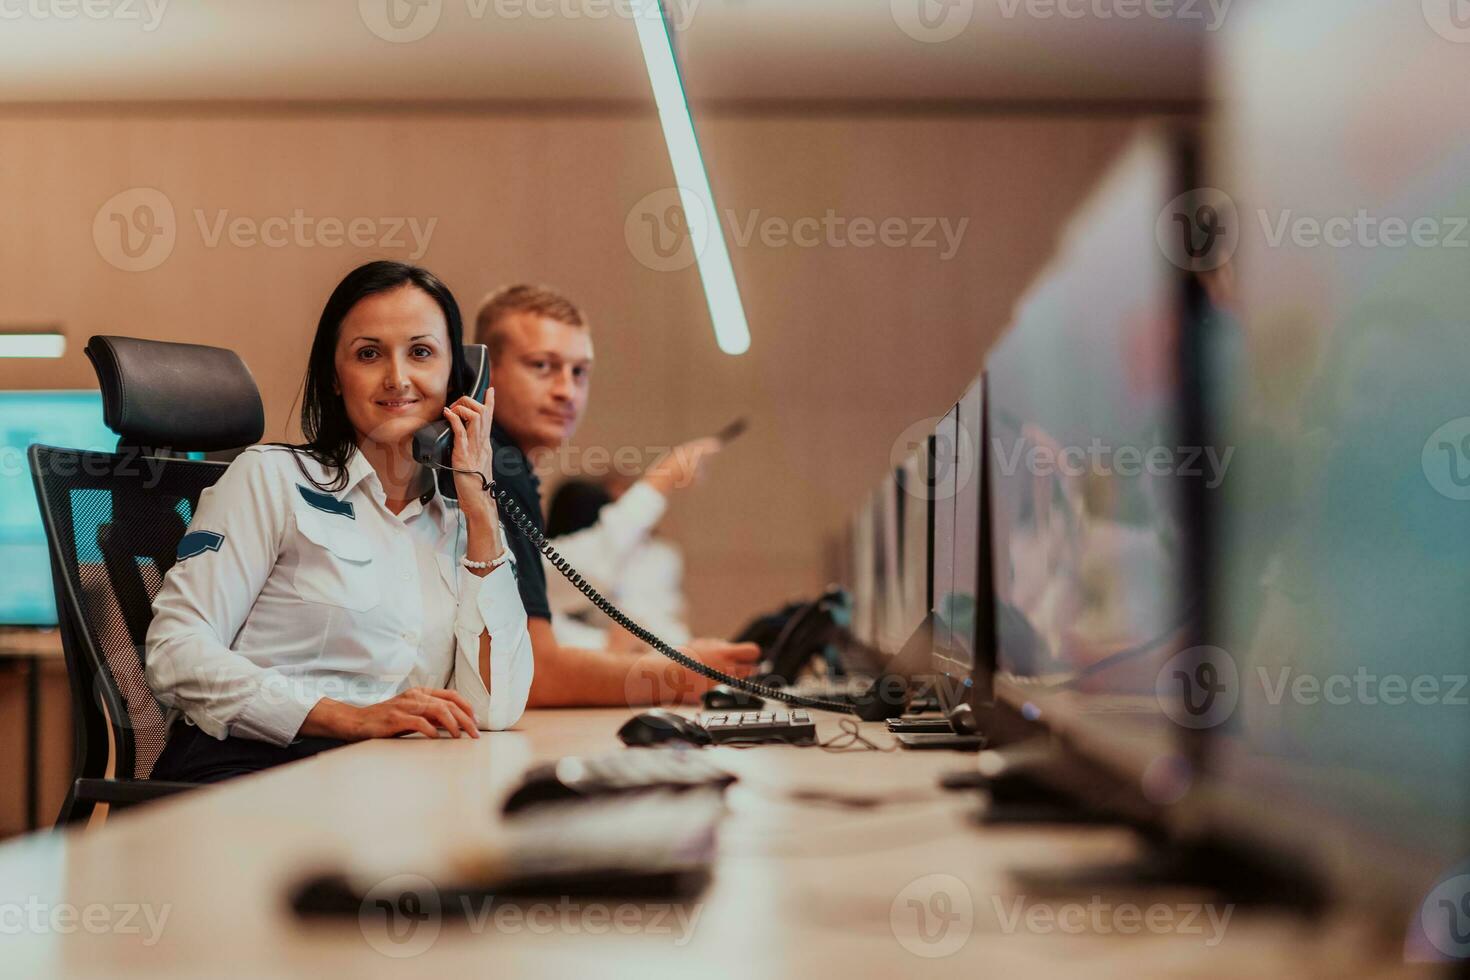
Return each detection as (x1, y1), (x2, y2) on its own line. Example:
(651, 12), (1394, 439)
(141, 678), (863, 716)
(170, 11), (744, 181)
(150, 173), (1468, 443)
(145, 261), (532, 783)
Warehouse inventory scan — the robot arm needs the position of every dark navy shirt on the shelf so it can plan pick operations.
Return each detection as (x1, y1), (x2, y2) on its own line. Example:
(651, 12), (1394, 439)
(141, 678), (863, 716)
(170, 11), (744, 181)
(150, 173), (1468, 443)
(490, 423), (551, 621)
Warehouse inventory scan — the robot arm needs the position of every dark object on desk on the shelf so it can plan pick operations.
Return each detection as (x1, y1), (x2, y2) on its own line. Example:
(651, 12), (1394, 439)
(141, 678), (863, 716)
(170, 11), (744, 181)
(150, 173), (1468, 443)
(888, 703), (980, 737)
(942, 742), (1120, 822)
(947, 703), (981, 734)
(702, 684), (764, 711)
(737, 587), (847, 686)
(28, 336), (264, 826)
(618, 709), (712, 747)
(891, 698), (985, 750)
(293, 790), (724, 918)
(703, 710), (817, 745)
(894, 733), (985, 752)
(887, 715), (953, 734)
(503, 749), (736, 814)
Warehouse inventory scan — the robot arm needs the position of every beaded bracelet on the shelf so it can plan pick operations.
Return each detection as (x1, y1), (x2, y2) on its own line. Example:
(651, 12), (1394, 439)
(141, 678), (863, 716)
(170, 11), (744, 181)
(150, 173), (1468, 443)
(461, 553), (511, 572)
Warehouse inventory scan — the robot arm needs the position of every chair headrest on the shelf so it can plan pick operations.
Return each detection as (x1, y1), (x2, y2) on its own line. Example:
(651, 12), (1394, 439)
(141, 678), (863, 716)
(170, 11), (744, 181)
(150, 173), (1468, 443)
(85, 336), (265, 452)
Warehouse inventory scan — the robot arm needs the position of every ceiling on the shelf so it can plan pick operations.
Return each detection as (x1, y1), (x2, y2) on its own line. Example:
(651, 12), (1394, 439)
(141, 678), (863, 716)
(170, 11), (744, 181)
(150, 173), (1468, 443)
(0, 0), (1211, 105)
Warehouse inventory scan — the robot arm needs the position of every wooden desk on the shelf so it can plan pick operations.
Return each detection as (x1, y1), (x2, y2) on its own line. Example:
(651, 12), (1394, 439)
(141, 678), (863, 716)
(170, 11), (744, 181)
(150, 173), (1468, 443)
(0, 709), (1420, 977)
(0, 628), (65, 831)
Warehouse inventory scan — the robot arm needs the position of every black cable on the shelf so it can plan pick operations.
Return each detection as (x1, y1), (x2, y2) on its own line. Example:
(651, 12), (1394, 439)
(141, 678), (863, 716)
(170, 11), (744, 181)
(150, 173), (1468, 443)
(434, 463), (856, 715)
(817, 717), (898, 753)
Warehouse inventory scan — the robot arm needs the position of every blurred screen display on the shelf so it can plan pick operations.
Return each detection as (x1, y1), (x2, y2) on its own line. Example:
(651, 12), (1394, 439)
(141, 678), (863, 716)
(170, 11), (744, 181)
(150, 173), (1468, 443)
(873, 475), (907, 655)
(931, 407), (957, 661)
(0, 391), (116, 625)
(849, 492), (877, 647)
(1209, 0), (1470, 915)
(898, 446), (931, 650)
(986, 132), (1195, 774)
(938, 377), (984, 678)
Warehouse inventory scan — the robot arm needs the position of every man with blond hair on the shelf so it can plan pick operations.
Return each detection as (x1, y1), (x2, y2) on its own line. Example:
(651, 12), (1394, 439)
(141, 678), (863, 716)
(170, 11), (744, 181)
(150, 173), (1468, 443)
(474, 284), (756, 707)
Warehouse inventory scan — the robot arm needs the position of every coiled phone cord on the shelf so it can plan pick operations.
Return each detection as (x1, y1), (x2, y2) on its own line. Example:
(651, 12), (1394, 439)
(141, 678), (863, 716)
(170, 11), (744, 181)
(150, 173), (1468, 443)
(438, 463), (856, 715)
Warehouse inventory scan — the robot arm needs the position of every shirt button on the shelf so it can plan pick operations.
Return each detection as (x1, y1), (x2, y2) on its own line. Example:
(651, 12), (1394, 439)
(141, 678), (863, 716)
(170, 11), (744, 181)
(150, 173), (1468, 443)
(401, 570), (412, 582)
(402, 631), (419, 644)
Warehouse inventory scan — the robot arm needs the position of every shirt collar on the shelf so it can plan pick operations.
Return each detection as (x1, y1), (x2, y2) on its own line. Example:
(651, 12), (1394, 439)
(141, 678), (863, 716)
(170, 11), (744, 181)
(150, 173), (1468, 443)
(339, 447), (379, 498)
(339, 448), (449, 524)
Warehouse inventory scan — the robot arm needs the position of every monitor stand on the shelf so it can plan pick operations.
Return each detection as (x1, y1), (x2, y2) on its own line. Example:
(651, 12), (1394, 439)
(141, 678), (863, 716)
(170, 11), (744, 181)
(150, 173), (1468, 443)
(940, 732), (1328, 914)
(1007, 835), (1328, 916)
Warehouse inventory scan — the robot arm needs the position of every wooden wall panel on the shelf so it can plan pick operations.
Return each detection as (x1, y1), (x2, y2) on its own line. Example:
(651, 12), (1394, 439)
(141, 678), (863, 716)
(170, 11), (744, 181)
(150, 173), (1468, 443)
(0, 110), (1144, 827)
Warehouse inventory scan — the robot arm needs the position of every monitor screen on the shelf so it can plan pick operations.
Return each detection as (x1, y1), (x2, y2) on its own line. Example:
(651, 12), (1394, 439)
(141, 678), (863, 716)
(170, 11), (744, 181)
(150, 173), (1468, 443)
(897, 444), (932, 649)
(934, 377), (986, 707)
(0, 391), (118, 626)
(986, 131), (1197, 782)
(1205, 0), (1470, 921)
(930, 407), (958, 665)
(848, 493), (877, 648)
(872, 475), (907, 656)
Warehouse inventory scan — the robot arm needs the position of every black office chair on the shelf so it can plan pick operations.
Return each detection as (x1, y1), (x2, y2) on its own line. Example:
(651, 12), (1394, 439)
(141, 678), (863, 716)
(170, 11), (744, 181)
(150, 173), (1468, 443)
(28, 335), (265, 826)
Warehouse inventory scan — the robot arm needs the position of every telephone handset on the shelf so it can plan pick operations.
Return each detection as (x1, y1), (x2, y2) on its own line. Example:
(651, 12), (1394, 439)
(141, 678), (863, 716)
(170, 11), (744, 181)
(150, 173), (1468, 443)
(410, 349), (854, 716)
(412, 344), (491, 501)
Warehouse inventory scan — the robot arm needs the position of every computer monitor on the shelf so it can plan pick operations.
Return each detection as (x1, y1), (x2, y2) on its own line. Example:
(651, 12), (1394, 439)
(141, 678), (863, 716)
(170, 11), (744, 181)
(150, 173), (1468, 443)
(930, 406), (957, 673)
(986, 128), (1203, 798)
(1199, 0), (1470, 935)
(930, 378), (992, 713)
(1, 391), (118, 626)
(896, 444), (933, 650)
(847, 493), (877, 649)
(872, 474), (907, 657)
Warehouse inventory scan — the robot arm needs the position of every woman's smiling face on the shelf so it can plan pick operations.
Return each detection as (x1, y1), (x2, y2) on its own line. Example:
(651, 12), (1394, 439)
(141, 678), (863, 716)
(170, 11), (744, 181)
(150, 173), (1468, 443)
(333, 283), (454, 450)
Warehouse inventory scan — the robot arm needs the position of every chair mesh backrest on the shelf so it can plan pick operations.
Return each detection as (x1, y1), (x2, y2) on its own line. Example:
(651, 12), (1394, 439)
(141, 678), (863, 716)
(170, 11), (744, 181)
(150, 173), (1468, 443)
(29, 445), (226, 780)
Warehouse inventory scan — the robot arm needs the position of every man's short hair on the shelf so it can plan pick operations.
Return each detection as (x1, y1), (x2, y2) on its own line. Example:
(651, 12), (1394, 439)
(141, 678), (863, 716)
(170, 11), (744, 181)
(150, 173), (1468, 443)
(474, 284), (587, 361)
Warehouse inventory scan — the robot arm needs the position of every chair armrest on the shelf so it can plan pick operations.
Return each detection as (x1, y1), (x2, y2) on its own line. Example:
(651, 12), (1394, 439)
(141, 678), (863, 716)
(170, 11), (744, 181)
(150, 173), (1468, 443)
(73, 778), (200, 808)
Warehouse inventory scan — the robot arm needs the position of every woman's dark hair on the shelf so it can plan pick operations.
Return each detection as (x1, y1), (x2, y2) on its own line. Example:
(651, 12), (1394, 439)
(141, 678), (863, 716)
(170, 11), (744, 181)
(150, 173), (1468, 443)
(546, 479), (613, 538)
(286, 260), (469, 492)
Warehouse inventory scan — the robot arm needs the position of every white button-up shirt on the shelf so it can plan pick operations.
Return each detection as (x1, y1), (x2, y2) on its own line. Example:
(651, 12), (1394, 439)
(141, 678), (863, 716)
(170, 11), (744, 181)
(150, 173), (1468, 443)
(546, 481), (692, 648)
(145, 445), (533, 746)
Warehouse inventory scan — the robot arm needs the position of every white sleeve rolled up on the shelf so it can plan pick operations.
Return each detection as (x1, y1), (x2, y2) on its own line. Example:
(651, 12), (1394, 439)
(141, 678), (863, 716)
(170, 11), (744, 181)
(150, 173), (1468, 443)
(451, 557), (534, 731)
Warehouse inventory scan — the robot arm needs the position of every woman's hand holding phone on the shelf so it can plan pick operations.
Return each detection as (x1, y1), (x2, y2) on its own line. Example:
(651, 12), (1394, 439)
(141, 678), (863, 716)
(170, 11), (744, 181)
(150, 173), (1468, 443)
(441, 391), (501, 532)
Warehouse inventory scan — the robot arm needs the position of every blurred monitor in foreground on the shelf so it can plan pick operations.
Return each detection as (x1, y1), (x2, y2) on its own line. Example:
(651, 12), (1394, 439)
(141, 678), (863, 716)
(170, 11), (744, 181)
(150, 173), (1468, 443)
(987, 127), (1208, 803)
(1203, 0), (1470, 950)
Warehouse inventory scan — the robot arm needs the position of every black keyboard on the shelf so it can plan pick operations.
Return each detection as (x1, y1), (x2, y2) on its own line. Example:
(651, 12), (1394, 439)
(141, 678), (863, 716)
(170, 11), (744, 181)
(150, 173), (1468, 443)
(504, 750), (736, 814)
(701, 709), (817, 745)
(293, 790), (724, 915)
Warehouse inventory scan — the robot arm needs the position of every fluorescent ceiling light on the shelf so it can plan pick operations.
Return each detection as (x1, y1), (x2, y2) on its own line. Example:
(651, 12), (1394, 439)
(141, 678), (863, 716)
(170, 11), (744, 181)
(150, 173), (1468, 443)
(0, 333), (65, 358)
(632, 2), (751, 356)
